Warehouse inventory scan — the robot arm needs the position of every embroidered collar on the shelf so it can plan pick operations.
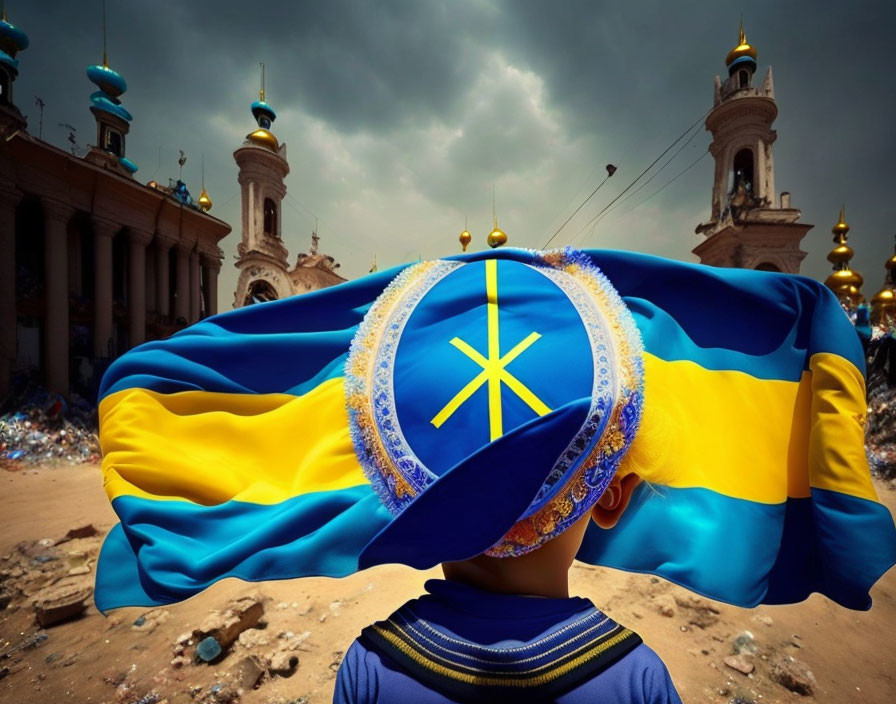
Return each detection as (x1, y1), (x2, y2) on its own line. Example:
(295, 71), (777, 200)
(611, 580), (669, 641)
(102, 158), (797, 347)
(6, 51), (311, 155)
(360, 589), (641, 702)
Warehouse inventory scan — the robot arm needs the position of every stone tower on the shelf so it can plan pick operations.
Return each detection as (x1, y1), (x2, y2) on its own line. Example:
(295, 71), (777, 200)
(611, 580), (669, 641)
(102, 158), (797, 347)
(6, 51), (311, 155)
(693, 24), (812, 273)
(233, 76), (293, 307)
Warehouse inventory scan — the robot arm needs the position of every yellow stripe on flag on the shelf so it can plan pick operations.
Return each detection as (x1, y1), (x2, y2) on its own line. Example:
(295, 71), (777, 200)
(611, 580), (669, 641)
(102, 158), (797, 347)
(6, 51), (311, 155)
(629, 352), (877, 504)
(99, 377), (368, 505)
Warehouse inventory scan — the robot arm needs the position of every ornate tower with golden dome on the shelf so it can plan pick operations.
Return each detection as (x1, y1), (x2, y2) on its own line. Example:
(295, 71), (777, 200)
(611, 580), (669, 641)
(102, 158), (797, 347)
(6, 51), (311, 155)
(824, 208), (864, 307)
(232, 68), (293, 306)
(870, 236), (896, 325)
(232, 66), (345, 307)
(693, 23), (812, 273)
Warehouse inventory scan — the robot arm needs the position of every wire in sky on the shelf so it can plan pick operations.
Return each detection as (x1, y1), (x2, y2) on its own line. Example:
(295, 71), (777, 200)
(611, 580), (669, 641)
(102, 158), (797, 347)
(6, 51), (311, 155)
(566, 109), (711, 246)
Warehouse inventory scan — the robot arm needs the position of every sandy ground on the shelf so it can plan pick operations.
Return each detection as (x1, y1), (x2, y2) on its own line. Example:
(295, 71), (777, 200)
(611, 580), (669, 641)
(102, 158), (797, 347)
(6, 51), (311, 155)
(1, 463), (895, 704)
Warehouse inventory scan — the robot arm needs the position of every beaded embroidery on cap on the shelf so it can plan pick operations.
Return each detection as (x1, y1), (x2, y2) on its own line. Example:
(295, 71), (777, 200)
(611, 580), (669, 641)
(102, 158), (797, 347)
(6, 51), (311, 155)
(344, 248), (644, 556)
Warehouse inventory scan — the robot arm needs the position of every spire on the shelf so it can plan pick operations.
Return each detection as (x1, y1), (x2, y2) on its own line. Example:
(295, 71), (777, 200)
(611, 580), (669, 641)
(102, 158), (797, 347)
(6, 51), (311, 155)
(487, 185), (507, 248)
(725, 20), (758, 75)
(197, 154), (212, 211)
(824, 206), (864, 307)
(762, 66), (774, 98)
(247, 61), (279, 151)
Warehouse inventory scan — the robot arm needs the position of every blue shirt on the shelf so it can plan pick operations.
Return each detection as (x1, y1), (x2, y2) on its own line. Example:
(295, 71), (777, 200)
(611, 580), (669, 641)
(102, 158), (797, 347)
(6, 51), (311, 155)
(334, 579), (682, 703)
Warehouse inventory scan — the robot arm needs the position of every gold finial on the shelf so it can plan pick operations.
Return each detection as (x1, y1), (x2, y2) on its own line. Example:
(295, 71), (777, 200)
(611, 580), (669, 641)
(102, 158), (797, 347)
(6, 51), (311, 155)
(260, 62), (265, 101)
(726, 19), (758, 66)
(369, 255), (378, 273)
(832, 205), (849, 237)
(197, 155), (212, 211)
(487, 186), (507, 248)
(824, 207), (863, 306)
(459, 216), (472, 252)
(2, 3), (7, 22)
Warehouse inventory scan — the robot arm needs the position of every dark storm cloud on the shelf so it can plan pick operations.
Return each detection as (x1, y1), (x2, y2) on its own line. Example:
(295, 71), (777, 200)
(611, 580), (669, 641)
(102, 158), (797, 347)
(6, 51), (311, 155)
(9, 0), (896, 303)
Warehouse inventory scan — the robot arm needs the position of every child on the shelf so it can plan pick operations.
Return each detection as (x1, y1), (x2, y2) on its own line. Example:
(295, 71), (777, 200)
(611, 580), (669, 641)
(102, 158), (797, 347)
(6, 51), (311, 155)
(94, 248), (896, 702)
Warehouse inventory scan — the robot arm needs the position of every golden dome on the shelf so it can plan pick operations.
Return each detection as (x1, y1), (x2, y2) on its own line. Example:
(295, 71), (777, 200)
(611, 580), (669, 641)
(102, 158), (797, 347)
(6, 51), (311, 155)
(725, 23), (758, 66)
(487, 221), (507, 249)
(246, 128), (279, 151)
(825, 268), (864, 290)
(459, 228), (472, 252)
(832, 206), (849, 237)
(872, 288), (895, 306)
(197, 187), (212, 212)
(826, 243), (854, 265)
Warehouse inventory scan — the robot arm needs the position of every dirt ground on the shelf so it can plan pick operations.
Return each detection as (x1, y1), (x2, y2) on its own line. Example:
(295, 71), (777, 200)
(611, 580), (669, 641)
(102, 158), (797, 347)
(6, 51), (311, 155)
(1, 463), (895, 704)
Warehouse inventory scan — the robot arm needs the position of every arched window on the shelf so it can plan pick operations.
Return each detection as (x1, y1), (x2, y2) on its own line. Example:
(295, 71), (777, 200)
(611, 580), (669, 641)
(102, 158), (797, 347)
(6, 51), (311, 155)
(738, 70), (749, 88)
(0, 72), (9, 105)
(755, 262), (781, 273)
(263, 198), (277, 238)
(731, 148), (755, 194)
(245, 279), (279, 306)
(103, 127), (123, 156)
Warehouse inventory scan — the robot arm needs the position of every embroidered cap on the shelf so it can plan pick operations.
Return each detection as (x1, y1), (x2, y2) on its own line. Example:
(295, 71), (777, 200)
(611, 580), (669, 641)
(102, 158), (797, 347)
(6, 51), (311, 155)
(347, 248), (644, 567)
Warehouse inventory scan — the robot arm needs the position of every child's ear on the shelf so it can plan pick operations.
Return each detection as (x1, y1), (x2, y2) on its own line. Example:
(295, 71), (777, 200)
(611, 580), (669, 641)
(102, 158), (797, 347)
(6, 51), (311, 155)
(591, 473), (642, 529)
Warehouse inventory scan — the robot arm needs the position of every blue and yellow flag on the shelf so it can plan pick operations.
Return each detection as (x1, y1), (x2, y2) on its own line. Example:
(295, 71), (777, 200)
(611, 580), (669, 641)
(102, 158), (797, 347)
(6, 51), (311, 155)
(94, 249), (896, 611)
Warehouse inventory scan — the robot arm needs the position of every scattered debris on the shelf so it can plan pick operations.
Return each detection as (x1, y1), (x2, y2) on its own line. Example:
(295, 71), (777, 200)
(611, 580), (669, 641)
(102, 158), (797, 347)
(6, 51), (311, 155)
(723, 654), (755, 675)
(752, 614), (774, 627)
(653, 593), (677, 618)
(195, 594), (265, 652)
(31, 583), (92, 627)
(771, 654), (816, 695)
(231, 655), (265, 690)
(196, 637), (223, 663)
(732, 631), (758, 656)
(674, 595), (720, 629)
(0, 387), (99, 467)
(268, 651), (299, 677)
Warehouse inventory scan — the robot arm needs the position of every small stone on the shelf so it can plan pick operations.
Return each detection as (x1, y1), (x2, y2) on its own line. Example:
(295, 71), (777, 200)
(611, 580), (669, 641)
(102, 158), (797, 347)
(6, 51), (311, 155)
(319, 613), (328, 623)
(679, 625), (688, 632)
(196, 594), (265, 650)
(771, 655), (816, 695)
(654, 594), (677, 618)
(169, 656), (190, 669)
(196, 636), (223, 663)
(269, 651), (299, 676)
(231, 655), (265, 690)
(237, 628), (270, 649)
(724, 654), (756, 675)
(31, 584), (92, 627)
(732, 630), (758, 655)
(60, 524), (98, 542)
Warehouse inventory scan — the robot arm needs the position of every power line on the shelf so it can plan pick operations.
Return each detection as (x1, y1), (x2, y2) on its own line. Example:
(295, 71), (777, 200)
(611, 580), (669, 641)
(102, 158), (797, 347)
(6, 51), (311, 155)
(543, 165), (617, 249)
(598, 121), (703, 219)
(568, 109), (711, 246)
(608, 150), (710, 225)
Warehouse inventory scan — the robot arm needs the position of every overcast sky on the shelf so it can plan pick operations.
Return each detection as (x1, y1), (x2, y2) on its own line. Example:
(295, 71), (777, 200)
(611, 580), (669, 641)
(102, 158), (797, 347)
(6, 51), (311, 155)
(11, 0), (896, 309)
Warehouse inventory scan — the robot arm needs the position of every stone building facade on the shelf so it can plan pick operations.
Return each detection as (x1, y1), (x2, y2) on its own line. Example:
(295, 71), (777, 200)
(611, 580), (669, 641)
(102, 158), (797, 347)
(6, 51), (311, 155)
(0, 14), (230, 400)
(693, 25), (812, 273)
(232, 86), (345, 308)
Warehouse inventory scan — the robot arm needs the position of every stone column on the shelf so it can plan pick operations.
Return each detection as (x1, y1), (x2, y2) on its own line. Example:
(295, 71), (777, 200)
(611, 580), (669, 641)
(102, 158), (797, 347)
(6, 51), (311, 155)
(42, 197), (76, 395)
(174, 241), (190, 323)
(201, 253), (221, 317)
(189, 249), (201, 323)
(0, 183), (23, 400)
(92, 216), (119, 358)
(155, 235), (175, 320)
(127, 229), (153, 348)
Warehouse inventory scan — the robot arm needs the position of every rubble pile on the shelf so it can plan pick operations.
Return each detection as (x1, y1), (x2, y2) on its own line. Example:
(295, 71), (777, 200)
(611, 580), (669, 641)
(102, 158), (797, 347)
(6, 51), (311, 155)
(0, 385), (99, 467)
(0, 524), (100, 624)
(866, 327), (896, 480)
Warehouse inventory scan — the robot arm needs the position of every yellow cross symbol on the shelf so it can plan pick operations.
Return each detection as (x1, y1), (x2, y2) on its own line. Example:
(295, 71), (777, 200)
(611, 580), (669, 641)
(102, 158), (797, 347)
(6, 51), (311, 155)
(431, 259), (551, 441)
